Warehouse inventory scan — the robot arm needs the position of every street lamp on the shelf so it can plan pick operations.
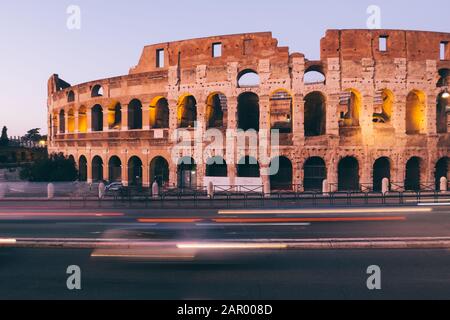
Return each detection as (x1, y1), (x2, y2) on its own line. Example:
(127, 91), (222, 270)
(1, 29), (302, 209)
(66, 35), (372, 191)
(442, 89), (450, 99)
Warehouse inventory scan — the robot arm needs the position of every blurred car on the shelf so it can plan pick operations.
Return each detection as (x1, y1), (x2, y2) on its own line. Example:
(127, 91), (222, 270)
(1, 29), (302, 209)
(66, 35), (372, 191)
(105, 182), (124, 194)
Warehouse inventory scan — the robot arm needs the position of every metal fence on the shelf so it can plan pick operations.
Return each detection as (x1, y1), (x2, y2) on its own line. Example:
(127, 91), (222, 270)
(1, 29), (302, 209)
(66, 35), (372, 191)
(0, 182), (449, 209)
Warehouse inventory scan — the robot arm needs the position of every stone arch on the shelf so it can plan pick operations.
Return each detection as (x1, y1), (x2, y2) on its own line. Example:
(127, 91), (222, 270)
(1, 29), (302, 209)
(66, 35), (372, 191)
(128, 156), (143, 186)
(108, 156), (122, 183)
(437, 91), (449, 134)
(341, 89), (362, 127)
(150, 96), (169, 129)
(91, 84), (103, 98)
(304, 65), (326, 84)
(237, 69), (260, 88)
(206, 156), (228, 177)
(304, 91), (326, 136)
(177, 156), (197, 188)
(78, 155), (87, 182)
(128, 99), (143, 130)
(59, 109), (65, 133)
(373, 157), (392, 192)
(270, 156), (293, 191)
(406, 90), (426, 135)
(338, 156), (360, 191)
(237, 156), (260, 178)
(67, 109), (75, 133)
(206, 92), (226, 129)
(92, 156), (104, 182)
(238, 92), (260, 131)
(435, 157), (449, 190)
(91, 105), (103, 132)
(373, 89), (394, 124)
(67, 90), (75, 103)
(303, 157), (327, 191)
(405, 157), (423, 191)
(107, 102), (122, 130)
(270, 89), (293, 133)
(78, 106), (87, 133)
(150, 156), (170, 187)
(177, 94), (197, 128)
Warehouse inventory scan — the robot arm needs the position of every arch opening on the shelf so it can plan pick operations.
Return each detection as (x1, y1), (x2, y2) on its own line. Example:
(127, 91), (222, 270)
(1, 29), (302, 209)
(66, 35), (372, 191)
(177, 157), (197, 189)
(78, 106), (87, 133)
(373, 90), (394, 124)
(340, 89), (361, 127)
(304, 70), (325, 84)
(128, 99), (143, 130)
(270, 156), (293, 191)
(338, 157), (360, 191)
(108, 156), (122, 183)
(206, 93), (226, 129)
(67, 91), (75, 103)
(238, 92), (260, 131)
(237, 156), (260, 178)
(91, 85), (103, 98)
(303, 157), (327, 191)
(150, 97), (169, 129)
(406, 90), (426, 135)
(67, 109), (75, 133)
(237, 70), (260, 88)
(59, 110), (65, 134)
(108, 103), (122, 130)
(78, 156), (87, 182)
(92, 156), (103, 182)
(304, 92), (326, 136)
(150, 157), (169, 187)
(128, 156), (143, 186)
(435, 157), (449, 191)
(437, 92), (449, 134)
(405, 157), (422, 191)
(206, 156), (228, 177)
(270, 90), (292, 134)
(373, 157), (391, 192)
(177, 95), (197, 128)
(91, 105), (104, 132)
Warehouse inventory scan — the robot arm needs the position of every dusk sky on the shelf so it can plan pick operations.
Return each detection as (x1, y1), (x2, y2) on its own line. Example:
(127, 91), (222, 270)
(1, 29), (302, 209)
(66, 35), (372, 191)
(0, 0), (449, 136)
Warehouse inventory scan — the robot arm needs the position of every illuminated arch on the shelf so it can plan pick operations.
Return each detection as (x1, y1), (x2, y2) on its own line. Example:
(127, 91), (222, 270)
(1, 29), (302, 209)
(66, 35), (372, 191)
(177, 94), (197, 128)
(150, 96), (169, 129)
(373, 89), (394, 124)
(270, 89), (293, 133)
(67, 109), (75, 133)
(341, 89), (362, 127)
(78, 106), (87, 133)
(406, 90), (426, 135)
(206, 92), (226, 129)
(107, 101), (122, 130)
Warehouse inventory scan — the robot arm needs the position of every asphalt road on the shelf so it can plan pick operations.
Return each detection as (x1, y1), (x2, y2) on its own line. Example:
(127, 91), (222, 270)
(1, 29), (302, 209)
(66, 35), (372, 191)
(0, 248), (449, 299)
(0, 202), (449, 299)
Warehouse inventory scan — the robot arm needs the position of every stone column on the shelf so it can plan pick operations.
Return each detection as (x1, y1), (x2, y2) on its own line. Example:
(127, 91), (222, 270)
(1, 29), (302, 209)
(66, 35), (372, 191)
(142, 163), (150, 187)
(87, 108), (92, 133)
(122, 104), (129, 131)
(122, 164), (129, 187)
(142, 102), (150, 130)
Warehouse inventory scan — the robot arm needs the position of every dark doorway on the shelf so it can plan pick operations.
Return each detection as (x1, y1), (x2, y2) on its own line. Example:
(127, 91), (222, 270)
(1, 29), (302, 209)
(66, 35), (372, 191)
(108, 156), (122, 182)
(303, 157), (327, 191)
(79, 156), (87, 182)
(338, 157), (360, 191)
(237, 156), (260, 178)
(238, 93), (260, 131)
(177, 157), (197, 189)
(206, 157), (228, 177)
(150, 157), (169, 187)
(373, 157), (391, 192)
(128, 157), (143, 186)
(405, 157), (421, 191)
(92, 156), (103, 182)
(435, 157), (449, 191)
(270, 156), (293, 190)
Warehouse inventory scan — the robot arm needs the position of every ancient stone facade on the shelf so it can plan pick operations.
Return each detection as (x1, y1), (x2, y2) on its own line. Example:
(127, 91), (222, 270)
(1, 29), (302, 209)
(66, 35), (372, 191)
(47, 30), (450, 192)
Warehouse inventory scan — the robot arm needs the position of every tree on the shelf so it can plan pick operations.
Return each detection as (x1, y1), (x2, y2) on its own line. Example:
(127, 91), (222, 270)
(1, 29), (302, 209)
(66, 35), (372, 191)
(0, 126), (9, 147)
(20, 153), (78, 182)
(23, 128), (43, 142)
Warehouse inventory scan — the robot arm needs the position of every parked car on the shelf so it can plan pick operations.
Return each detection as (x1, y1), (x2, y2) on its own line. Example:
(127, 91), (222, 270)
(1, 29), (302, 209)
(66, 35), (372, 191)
(105, 182), (124, 194)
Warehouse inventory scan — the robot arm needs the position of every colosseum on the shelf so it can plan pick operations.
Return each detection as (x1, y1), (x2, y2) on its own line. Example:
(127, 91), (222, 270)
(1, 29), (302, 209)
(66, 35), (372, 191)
(47, 29), (450, 193)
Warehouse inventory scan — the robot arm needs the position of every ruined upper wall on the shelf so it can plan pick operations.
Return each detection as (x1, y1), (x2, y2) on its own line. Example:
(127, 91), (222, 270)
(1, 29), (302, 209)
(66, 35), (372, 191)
(129, 32), (291, 74)
(321, 29), (450, 62)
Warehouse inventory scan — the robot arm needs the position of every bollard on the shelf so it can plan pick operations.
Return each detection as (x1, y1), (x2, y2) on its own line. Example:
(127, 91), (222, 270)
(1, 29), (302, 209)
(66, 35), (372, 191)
(207, 181), (214, 198)
(440, 177), (448, 193)
(263, 181), (271, 198)
(322, 179), (329, 195)
(98, 182), (106, 199)
(382, 178), (390, 195)
(152, 181), (159, 199)
(47, 183), (55, 199)
(0, 183), (6, 199)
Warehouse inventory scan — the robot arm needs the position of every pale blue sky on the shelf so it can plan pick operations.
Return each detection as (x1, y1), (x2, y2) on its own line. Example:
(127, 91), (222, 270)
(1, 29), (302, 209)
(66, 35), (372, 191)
(0, 0), (448, 136)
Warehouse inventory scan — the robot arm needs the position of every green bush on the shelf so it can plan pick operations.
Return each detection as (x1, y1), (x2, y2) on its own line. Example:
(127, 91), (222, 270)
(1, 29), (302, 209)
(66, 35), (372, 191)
(20, 153), (78, 182)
